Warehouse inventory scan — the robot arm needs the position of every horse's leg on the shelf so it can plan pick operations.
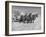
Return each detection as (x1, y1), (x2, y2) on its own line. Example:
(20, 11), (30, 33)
(23, 20), (25, 23)
(31, 19), (33, 23)
(29, 18), (31, 23)
(24, 19), (25, 23)
(32, 20), (34, 23)
(22, 19), (25, 23)
(27, 20), (28, 24)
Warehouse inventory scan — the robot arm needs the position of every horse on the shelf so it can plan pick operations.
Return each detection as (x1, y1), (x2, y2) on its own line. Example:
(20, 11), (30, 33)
(13, 13), (38, 24)
(19, 13), (32, 23)
(24, 13), (32, 23)
(31, 14), (38, 23)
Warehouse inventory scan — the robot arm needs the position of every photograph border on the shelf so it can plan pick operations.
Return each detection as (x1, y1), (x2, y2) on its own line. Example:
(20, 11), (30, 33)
(5, 1), (45, 36)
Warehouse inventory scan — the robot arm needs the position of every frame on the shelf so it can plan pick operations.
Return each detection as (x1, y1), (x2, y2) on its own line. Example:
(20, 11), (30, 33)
(5, 1), (45, 36)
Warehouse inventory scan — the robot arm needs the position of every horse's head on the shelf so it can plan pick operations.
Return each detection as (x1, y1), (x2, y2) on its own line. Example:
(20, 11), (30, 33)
(36, 14), (38, 17)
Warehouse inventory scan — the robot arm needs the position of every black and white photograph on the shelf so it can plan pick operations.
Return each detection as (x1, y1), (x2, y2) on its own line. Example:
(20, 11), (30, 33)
(5, 1), (45, 36)
(12, 6), (40, 31)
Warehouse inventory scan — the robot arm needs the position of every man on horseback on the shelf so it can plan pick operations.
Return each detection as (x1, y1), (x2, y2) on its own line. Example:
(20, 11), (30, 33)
(25, 13), (32, 23)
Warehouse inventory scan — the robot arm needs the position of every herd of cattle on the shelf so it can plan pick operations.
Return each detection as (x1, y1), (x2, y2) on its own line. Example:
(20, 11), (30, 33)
(12, 13), (38, 23)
